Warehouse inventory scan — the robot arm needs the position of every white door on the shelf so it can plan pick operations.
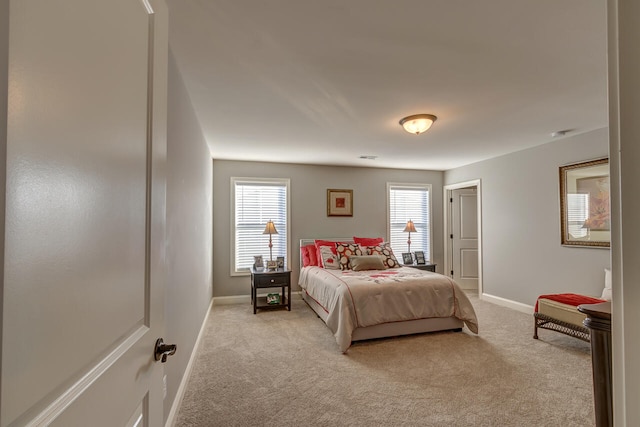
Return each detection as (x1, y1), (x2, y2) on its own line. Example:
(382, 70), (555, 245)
(2, 1), (169, 425)
(451, 188), (479, 290)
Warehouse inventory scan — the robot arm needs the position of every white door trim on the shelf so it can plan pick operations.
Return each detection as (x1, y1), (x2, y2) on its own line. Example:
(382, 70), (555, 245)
(444, 179), (483, 297)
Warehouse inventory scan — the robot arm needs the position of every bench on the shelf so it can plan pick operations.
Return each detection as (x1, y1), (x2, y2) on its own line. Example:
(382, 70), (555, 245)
(533, 293), (606, 342)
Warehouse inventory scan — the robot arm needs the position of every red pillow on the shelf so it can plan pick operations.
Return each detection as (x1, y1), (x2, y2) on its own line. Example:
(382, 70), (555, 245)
(314, 239), (339, 252)
(301, 245), (311, 267)
(353, 236), (384, 246)
(307, 245), (318, 266)
(301, 244), (318, 267)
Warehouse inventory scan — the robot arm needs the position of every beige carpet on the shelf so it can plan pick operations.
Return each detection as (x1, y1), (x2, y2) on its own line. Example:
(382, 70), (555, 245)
(175, 293), (594, 426)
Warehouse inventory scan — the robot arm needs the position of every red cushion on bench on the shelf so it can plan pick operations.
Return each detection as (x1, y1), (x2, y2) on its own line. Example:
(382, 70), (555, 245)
(535, 293), (605, 312)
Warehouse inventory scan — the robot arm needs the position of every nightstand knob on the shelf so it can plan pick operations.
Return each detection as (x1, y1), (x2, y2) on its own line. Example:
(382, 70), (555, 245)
(270, 279), (275, 283)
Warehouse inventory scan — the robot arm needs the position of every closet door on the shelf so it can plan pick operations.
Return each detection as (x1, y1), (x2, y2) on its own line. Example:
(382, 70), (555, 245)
(451, 188), (479, 290)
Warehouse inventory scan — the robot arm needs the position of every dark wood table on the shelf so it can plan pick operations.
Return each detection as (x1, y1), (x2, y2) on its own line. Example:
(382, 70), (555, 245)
(403, 263), (436, 272)
(578, 301), (612, 427)
(250, 267), (291, 314)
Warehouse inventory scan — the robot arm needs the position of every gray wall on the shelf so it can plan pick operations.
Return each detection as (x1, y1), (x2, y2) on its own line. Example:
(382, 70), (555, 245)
(165, 51), (213, 421)
(212, 160), (444, 297)
(445, 128), (610, 306)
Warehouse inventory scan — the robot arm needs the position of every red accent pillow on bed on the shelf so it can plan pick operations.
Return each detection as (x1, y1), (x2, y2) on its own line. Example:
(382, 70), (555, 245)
(301, 244), (318, 267)
(353, 236), (384, 246)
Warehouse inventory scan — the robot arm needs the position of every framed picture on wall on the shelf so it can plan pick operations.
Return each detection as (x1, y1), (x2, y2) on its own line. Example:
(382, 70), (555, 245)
(559, 157), (610, 248)
(327, 189), (353, 216)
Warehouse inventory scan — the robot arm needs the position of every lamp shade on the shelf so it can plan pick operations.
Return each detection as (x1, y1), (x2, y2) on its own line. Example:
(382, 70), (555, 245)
(403, 220), (417, 233)
(263, 220), (278, 235)
(399, 114), (437, 135)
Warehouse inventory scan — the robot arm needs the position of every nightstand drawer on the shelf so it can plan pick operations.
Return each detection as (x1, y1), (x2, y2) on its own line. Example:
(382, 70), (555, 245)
(254, 274), (288, 287)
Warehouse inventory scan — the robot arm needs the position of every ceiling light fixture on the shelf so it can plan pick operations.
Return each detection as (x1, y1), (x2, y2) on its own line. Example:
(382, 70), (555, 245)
(399, 114), (437, 135)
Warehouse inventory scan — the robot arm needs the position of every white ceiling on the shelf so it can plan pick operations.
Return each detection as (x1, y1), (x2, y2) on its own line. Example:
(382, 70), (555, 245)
(166, 0), (608, 171)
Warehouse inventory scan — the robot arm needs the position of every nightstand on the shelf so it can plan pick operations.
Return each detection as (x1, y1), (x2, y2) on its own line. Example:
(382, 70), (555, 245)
(250, 267), (291, 314)
(404, 263), (436, 272)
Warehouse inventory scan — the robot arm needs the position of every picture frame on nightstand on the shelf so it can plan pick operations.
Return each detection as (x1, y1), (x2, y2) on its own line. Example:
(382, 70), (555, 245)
(266, 260), (278, 271)
(253, 255), (264, 269)
(276, 256), (285, 268)
(414, 251), (426, 265)
(402, 252), (413, 265)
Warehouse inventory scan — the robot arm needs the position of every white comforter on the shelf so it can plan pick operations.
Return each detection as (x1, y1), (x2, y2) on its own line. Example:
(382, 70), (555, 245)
(299, 266), (478, 351)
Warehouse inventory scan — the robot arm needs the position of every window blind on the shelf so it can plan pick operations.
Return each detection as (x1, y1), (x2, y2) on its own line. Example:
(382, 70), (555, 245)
(233, 179), (288, 273)
(388, 185), (431, 261)
(567, 193), (589, 238)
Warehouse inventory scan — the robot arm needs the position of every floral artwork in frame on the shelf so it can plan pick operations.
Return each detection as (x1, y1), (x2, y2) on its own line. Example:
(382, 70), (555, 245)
(577, 175), (610, 231)
(559, 158), (610, 248)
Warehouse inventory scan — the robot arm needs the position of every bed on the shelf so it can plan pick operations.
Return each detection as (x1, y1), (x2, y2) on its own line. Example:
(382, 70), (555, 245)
(298, 238), (478, 352)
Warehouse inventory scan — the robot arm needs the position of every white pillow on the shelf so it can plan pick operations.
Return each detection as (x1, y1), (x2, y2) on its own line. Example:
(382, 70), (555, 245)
(319, 245), (340, 270)
(601, 268), (612, 301)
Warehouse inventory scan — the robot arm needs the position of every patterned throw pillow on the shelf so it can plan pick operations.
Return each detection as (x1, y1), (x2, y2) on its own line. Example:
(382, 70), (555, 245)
(364, 242), (401, 268)
(314, 239), (341, 268)
(335, 243), (363, 270)
(319, 245), (340, 269)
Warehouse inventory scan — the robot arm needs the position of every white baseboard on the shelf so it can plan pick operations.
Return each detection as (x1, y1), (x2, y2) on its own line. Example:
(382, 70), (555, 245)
(481, 293), (534, 314)
(212, 295), (250, 305)
(165, 298), (214, 427)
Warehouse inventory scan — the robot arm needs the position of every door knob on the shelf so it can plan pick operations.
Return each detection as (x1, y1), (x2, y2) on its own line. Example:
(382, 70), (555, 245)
(154, 338), (177, 363)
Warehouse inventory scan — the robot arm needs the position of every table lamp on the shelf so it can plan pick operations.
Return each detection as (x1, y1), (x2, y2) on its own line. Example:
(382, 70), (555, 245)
(263, 220), (278, 261)
(403, 219), (417, 253)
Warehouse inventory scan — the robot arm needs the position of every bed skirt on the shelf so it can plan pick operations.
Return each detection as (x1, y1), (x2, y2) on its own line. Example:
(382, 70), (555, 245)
(301, 290), (464, 344)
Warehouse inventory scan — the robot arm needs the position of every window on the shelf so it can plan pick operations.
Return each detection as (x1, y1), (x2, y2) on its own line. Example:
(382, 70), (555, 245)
(387, 183), (432, 261)
(232, 178), (290, 275)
